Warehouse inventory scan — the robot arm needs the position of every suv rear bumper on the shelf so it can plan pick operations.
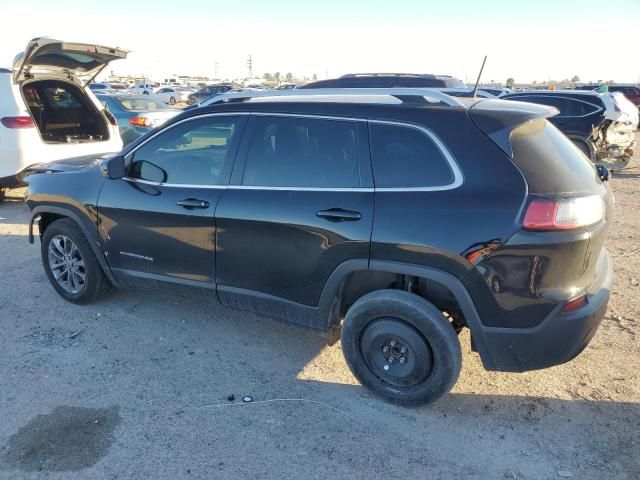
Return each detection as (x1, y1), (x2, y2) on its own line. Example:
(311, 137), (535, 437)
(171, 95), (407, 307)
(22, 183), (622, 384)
(476, 249), (613, 372)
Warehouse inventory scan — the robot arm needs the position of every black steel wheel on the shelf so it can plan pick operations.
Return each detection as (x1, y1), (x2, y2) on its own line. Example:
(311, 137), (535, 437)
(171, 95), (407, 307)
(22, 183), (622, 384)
(341, 289), (462, 406)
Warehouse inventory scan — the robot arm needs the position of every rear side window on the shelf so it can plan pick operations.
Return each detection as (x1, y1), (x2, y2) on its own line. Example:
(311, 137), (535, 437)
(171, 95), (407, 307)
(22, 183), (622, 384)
(369, 123), (454, 188)
(242, 116), (362, 188)
(510, 119), (599, 195)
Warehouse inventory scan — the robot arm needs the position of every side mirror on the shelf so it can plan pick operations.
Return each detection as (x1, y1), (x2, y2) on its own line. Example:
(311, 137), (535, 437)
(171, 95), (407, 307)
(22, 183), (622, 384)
(102, 154), (125, 179)
(136, 160), (168, 183)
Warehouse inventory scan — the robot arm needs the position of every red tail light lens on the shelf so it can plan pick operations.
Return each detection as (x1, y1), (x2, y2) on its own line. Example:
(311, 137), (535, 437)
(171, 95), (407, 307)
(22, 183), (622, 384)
(128, 117), (150, 127)
(523, 196), (604, 231)
(562, 294), (588, 313)
(1, 116), (34, 129)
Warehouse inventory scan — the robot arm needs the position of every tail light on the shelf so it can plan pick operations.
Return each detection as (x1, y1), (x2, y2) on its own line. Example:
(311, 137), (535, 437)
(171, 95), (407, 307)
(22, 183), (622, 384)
(128, 116), (152, 127)
(1, 116), (34, 128)
(523, 195), (604, 231)
(562, 294), (588, 313)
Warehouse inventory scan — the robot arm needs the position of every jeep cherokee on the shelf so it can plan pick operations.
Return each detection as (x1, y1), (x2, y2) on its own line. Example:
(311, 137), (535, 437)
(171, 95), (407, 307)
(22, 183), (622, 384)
(25, 88), (614, 406)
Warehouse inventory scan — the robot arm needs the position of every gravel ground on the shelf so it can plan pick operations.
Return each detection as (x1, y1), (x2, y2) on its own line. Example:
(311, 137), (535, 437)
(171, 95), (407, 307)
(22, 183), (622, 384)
(0, 135), (639, 479)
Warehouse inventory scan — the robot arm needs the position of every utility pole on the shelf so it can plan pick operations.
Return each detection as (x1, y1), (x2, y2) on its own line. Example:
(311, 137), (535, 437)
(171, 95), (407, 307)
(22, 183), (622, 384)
(246, 55), (253, 79)
(214, 61), (219, 80)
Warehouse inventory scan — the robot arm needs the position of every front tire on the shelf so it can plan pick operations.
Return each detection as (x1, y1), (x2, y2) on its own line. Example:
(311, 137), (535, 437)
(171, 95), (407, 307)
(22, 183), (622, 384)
(169, 96), (176, 105)
(41, 219), (111, 304)
(341, 290), (462, 406)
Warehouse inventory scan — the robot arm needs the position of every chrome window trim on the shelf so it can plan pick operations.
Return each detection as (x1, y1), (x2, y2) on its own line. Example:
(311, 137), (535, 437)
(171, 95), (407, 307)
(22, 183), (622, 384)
(123, 112), (463, 192)
(368, 119), (463, 192)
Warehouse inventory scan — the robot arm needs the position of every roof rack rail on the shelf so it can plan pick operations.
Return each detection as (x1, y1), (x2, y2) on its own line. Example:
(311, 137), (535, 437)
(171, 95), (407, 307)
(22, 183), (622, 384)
(339, 73), (437, 79)
(207, 88), (466, 108)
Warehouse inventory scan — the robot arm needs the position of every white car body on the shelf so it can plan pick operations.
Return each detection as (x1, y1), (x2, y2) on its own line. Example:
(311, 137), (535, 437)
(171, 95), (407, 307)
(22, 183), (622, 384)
(0, 38), (127, 187)
(606, 92), (639, 127)
(131, 83), (154, 95)
(153, 86), (190, 104)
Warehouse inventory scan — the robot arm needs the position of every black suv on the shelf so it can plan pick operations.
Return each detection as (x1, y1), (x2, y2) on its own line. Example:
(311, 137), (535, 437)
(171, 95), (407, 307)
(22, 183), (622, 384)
(187, 84), (238, 105)
(25, 89), (613, 406)
(299, 73), (465, 89)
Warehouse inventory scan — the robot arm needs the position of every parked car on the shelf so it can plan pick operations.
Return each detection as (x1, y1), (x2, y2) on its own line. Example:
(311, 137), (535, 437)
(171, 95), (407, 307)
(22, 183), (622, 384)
(607, 85), (640, 107)
(153, 86), (190, 105)
(25, 88), (613, 406)
(503, 90), (636, 170)
(478, 87), (511, 97)
(96, 94), (179, 145)
(299, 73), (465, 89)
(576, 84), (640, 107)
(434, 88), (496, 98)
(89, 82), (128, 92)
(131, 83), (155, 95)
(0, 37), (126, 200)
(187, 84), (238, 105)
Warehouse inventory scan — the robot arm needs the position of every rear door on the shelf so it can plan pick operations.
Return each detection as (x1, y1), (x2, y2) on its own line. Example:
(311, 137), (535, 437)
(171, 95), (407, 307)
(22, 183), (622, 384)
(215, 113), (374, 323)
(98, 114), (247, 294)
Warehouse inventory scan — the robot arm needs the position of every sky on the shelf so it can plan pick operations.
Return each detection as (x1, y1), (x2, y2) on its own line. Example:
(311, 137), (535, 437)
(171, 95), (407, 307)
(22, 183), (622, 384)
(1, 0), (639, 84)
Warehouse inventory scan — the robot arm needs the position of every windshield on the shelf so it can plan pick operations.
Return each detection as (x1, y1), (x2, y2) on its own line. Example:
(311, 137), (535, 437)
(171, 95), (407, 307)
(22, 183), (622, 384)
(116, 97), (165, 111)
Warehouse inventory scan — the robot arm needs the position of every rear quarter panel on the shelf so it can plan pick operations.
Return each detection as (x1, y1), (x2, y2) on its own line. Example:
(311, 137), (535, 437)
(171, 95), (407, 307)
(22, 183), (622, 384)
(370, 108), (527, 278)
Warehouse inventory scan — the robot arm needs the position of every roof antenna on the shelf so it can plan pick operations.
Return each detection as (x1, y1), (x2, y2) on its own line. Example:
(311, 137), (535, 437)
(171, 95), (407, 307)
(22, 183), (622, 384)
(471, 55), (488, 98)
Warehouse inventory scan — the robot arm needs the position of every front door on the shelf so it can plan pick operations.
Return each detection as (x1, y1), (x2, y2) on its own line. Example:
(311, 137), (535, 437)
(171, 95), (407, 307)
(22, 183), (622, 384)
(97, 114), (246, 294)
(215, 114), (374, 326)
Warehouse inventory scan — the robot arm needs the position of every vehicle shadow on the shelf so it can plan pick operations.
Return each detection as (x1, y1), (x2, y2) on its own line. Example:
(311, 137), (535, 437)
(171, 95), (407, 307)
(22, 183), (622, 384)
(2, 250), (640, 478)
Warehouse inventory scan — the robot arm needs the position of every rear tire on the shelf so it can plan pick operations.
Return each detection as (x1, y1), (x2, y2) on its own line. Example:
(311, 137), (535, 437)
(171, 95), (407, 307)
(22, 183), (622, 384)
(41, 219), (111, 304)
(169, 96), (176, 105)
(341, 290), (462, 406)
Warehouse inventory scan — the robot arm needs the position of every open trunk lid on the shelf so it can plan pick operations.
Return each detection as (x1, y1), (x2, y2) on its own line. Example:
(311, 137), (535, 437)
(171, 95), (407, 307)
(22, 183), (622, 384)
(13, 37), (128, 85)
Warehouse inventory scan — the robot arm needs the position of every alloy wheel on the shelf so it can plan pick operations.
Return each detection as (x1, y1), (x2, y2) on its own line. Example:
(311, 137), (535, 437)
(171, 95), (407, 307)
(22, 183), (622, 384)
(48, 235), (86, 294)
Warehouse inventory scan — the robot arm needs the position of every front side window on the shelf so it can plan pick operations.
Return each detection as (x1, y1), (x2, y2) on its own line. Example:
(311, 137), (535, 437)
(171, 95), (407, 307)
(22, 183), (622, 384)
(128, 116), (241, 185)
(241, 115), (362, 188)
(369, 123), (454, 188)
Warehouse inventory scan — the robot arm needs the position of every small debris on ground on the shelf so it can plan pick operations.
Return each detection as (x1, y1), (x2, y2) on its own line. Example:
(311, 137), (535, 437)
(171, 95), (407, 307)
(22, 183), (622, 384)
(504, 469), (517, 479)
(557, 470), (573, 478)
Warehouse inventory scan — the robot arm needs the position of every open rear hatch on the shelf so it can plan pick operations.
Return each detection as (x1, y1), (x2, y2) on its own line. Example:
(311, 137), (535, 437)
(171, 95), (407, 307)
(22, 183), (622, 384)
(11, 38), (128, 144)
(13, 37), (128, 85)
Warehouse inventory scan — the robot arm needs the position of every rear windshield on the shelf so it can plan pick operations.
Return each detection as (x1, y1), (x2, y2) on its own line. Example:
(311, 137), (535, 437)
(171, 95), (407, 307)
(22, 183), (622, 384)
(510, 119), (600, 195)
(116, 98), (165, 111)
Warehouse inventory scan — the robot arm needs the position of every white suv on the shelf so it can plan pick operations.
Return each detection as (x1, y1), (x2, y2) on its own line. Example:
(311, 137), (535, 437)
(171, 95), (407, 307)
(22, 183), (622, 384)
(0, 38), (127, 198)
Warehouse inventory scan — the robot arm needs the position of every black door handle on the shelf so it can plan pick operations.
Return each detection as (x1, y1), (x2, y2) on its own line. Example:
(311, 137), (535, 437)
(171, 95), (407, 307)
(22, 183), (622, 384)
(316, 208), (362, 222)
(177, 198), (210, 209)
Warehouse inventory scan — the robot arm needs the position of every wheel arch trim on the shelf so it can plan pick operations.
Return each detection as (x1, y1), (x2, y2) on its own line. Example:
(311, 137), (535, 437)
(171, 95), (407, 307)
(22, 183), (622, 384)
(28, 205), (121, 287)
(318, 259), (495, 369)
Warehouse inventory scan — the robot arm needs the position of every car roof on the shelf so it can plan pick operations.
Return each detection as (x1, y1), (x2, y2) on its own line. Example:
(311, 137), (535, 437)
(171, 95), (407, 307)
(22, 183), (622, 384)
(508, 89), (605, 97)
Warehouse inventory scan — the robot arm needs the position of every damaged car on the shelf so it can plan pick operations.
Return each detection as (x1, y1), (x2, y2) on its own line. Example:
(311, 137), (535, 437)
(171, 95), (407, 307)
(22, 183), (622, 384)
(0, 38), (127, 199)
(504, 90), (636, 170)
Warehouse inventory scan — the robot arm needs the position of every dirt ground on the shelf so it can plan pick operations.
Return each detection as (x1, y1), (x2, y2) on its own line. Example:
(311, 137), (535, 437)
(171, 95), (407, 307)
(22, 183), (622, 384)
(0, 135), (638, 480)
